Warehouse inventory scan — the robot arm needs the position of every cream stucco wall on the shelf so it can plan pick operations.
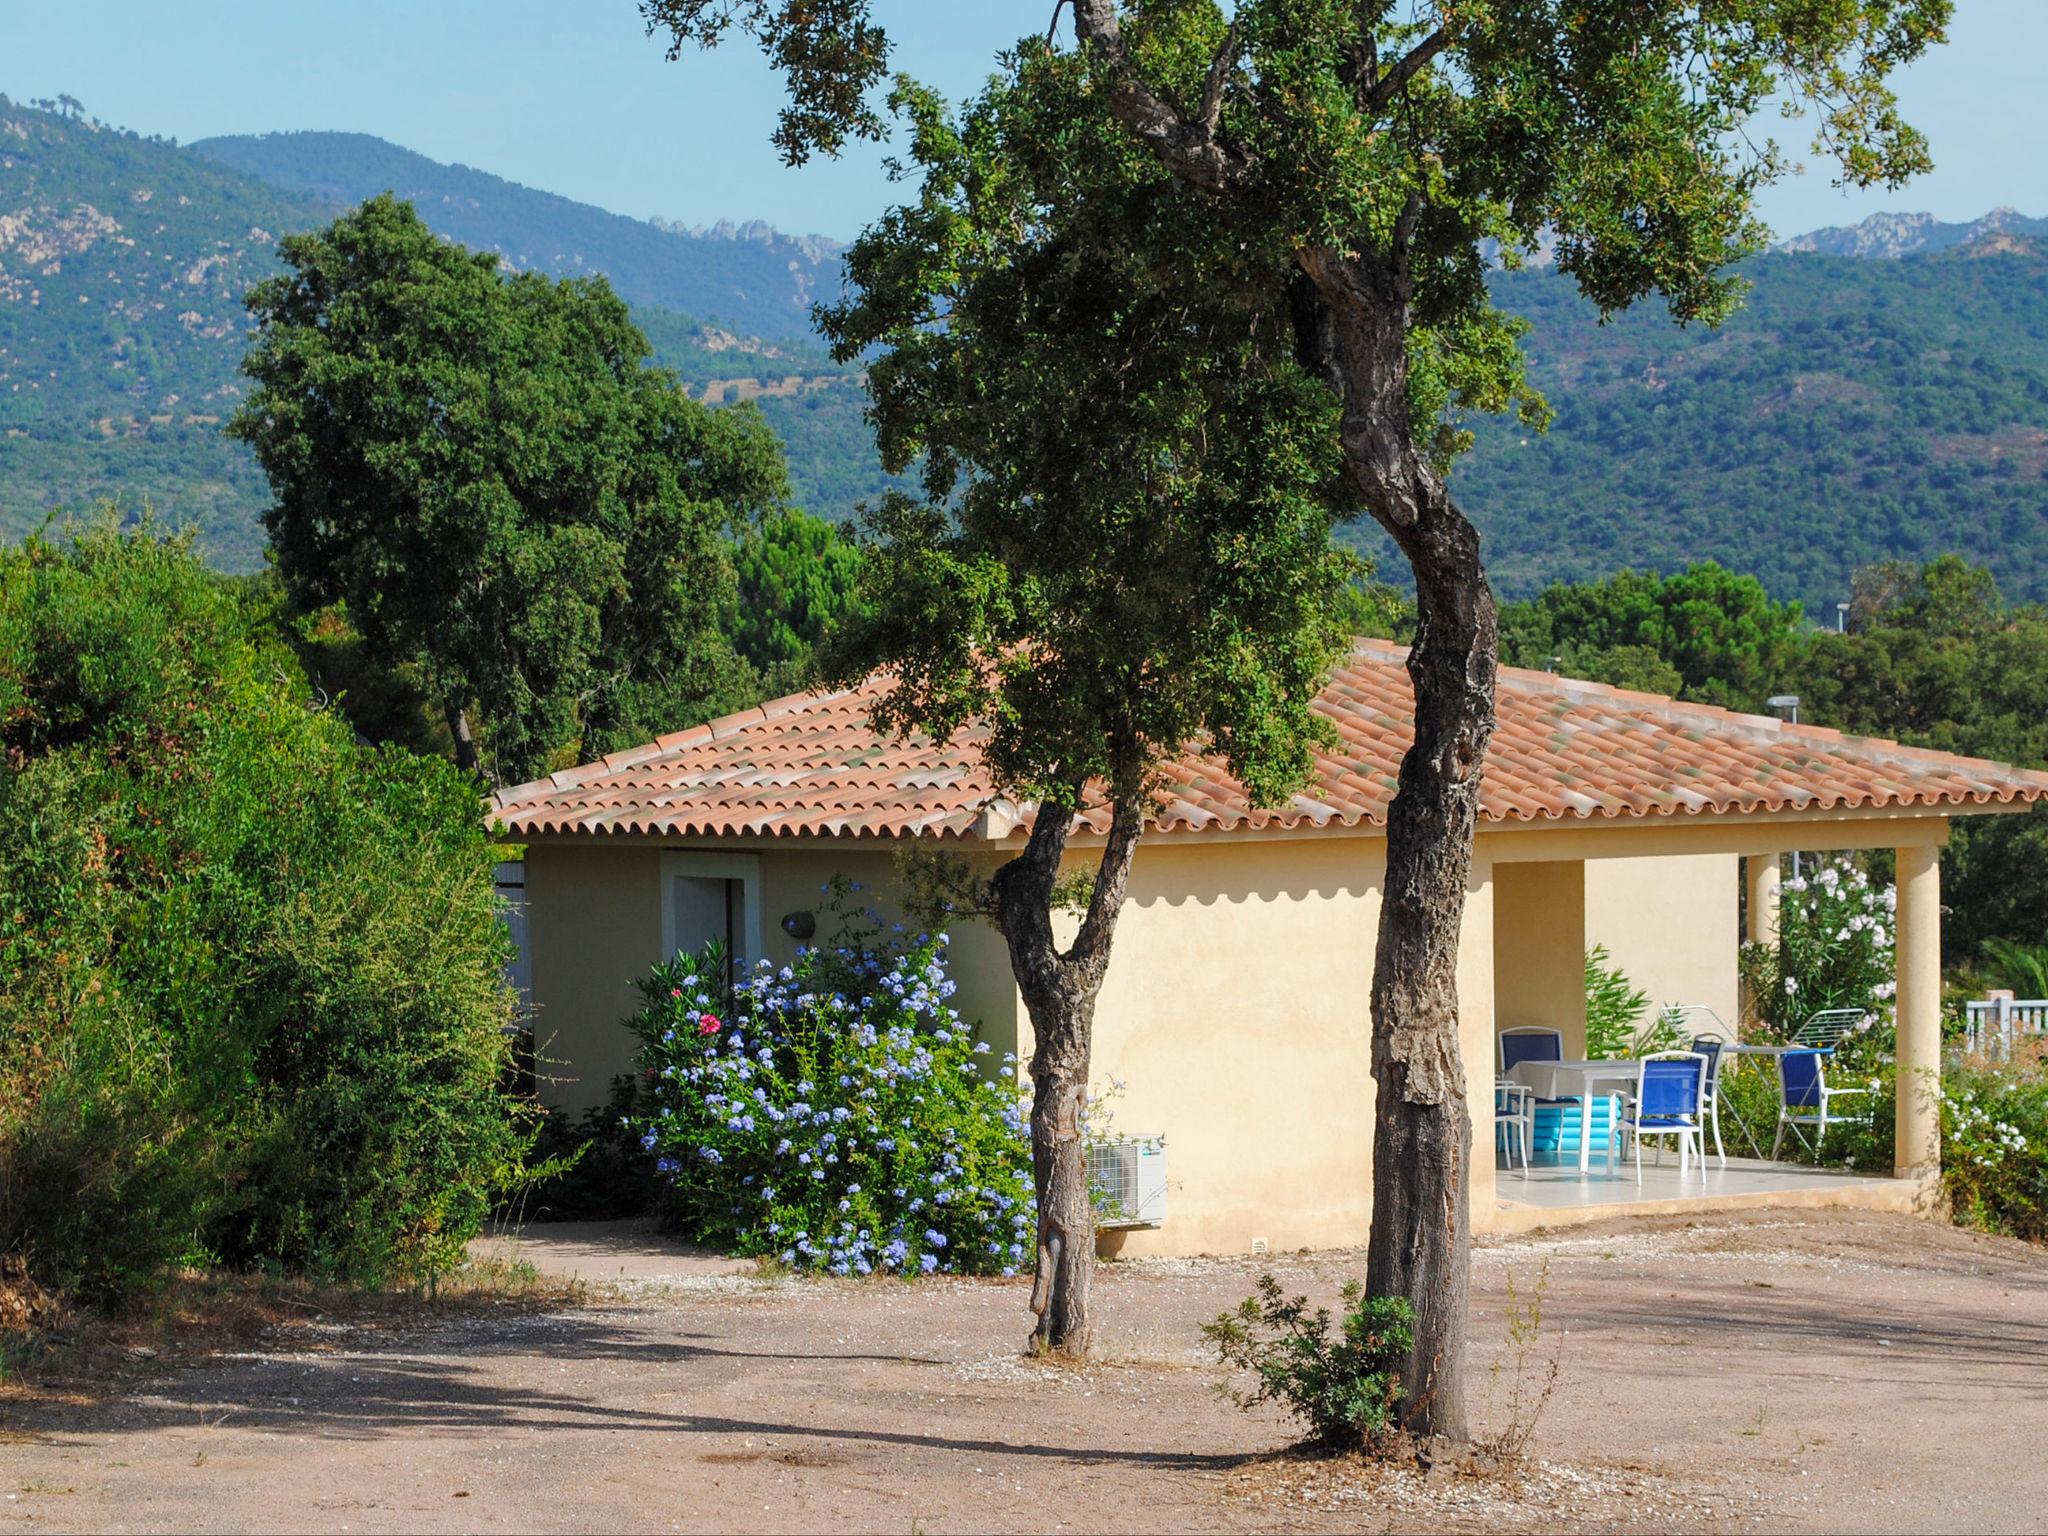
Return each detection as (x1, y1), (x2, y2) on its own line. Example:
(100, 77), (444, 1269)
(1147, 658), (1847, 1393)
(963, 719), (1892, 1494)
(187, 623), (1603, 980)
(1061, 837), (1386, 1259)
(517, 813), (1944, 1253)
(524, 843), (663, 1113)
(1491, 859), (1587, 1059)
(1584, 854), (1740, 1027)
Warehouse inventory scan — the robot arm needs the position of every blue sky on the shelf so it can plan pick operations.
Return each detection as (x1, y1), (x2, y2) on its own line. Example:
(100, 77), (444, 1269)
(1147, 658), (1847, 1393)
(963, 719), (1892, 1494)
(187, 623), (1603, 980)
(7, 1), (2042, 243)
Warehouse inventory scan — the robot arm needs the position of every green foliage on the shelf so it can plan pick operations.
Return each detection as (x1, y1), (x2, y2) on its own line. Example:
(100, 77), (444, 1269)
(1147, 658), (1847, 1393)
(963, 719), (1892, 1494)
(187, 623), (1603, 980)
(231, 194), (784, 783)
(819, 51), (1361, 813)
(628, 930), (1034, 1276)
(518, 1076), (665, 1223)
(0, 519), (532, 1299)
(1203, 1276), (1415, 1451)
(1979, 940), (2048, 1001)
(1942, 1059), (2048, 1243)
(1740, 859), (1897, 1039)
(1583, 946), (1650, 1061)
(1448, 248), (2048, 612)
(1501, 562), (1807, 708)
(731, 507), (868, 690)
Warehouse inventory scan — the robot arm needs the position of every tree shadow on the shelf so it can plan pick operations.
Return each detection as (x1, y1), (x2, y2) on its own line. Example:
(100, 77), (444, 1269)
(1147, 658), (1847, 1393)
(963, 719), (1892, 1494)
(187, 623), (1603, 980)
(8, 1312), (1243, 1472)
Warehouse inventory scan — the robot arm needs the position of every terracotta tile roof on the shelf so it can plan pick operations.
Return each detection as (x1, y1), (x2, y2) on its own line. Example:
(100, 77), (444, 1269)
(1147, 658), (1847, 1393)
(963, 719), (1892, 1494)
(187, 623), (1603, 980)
(493, 638), (2048, 841)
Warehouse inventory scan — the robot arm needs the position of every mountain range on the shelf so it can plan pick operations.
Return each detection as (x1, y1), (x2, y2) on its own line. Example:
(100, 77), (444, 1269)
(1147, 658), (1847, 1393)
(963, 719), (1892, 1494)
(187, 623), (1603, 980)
(4, 91), (2046, 610)
(188, 130), (844, 341)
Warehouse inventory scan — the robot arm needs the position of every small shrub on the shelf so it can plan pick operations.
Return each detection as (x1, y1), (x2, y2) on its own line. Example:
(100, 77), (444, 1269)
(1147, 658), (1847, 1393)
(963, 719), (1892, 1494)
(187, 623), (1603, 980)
(1203, 1276), (1414, 1450)
(1943, 1057), (2048, 1242)
(514, 1075), (665, 1223)
(630, 924), (1033, 1277)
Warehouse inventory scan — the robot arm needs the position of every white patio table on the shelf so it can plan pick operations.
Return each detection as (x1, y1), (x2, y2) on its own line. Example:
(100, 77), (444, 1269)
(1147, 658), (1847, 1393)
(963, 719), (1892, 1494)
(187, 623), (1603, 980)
(1508, 1058), (1641, 1172)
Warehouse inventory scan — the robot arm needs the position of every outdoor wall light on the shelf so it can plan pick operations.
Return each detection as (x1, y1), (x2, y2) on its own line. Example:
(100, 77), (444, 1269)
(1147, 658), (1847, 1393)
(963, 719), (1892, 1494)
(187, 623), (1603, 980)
(781, 910), (817, 940)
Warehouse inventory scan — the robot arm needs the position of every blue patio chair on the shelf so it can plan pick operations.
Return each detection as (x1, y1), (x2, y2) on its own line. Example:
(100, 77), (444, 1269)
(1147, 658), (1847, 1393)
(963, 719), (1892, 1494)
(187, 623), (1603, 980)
(1494, 1080), (1533, 1177)
(1498, 1026), (1565, 1073)
(1498, 1027), (1580, 1129)
(1689, 1036), (1728, 1167)
(1611, 1051), (1708, 1183)
(1772, 1048), (1872, 1159)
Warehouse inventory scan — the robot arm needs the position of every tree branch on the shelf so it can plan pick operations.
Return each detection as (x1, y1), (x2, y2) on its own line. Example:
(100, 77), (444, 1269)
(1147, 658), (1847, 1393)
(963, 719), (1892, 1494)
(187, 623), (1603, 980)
(1069, 0), (1248, 192)
(1067, 786), (1145, 972)
(1362, 28), (1446, 114)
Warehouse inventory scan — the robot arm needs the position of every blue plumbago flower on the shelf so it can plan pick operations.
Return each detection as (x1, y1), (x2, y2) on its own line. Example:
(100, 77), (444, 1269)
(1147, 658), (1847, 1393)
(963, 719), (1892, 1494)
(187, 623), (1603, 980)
(699, 1146), (723, 1164)
(924, 1229), (948, 1248)
(920, 1253), (939, 1274)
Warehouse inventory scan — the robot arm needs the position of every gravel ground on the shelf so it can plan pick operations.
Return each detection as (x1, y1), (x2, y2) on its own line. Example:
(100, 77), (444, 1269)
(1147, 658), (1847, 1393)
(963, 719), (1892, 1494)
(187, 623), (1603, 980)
(2, 1208), (2043, 1534)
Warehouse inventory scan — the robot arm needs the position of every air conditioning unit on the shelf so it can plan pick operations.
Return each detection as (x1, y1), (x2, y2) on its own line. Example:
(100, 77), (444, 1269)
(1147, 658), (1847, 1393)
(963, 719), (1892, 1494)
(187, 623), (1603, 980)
(1090, 1135), (1167, 1229)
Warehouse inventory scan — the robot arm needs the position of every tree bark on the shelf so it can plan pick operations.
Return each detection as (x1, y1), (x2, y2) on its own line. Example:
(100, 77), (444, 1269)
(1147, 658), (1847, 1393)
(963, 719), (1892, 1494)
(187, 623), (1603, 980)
(1295, 244), (1497, 1445)
(991, 785), (1146, 1356)
(444, 702), (482, 778)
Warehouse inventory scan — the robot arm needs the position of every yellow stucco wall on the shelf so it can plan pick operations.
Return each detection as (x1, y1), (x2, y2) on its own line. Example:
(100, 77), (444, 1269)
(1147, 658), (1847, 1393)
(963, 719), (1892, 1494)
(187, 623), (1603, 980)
(1491, 859), (1587, 1059)
(1584, 854), (1740, 1026)
(523, 843), (663, 1113)
(1062, 837), (1387, 1259)
(517, 824), (1786, 1252)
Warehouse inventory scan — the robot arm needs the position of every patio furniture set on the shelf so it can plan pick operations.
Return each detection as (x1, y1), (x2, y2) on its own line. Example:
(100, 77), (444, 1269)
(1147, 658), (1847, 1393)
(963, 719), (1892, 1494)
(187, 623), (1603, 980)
(1492, 1009), (1872, 1182)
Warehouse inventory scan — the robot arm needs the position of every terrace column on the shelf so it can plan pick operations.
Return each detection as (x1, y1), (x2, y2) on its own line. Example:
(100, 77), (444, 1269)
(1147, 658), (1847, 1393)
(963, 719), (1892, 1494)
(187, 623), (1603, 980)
(1744, 854), (1780, 947)
(1894, 843), (1942, 1179)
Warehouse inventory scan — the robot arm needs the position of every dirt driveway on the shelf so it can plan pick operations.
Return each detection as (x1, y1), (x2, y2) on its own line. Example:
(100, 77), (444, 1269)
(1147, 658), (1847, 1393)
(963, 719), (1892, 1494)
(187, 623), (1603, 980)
(4, 1209), (2044, 1534)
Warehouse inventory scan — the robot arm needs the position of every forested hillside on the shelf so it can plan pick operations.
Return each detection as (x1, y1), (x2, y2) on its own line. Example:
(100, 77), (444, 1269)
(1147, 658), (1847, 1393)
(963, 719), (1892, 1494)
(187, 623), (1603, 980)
(1439, 243), (2048, 609)
(0, 99), (326, 566)
(6, 94), (2048, 607)
(189, 130), (843, 341)
(0, 98), (893, 566)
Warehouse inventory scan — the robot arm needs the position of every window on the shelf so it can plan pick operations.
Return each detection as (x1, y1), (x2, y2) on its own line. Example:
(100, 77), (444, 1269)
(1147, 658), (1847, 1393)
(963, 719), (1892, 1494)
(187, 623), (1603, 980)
(660, 851), (764, 980)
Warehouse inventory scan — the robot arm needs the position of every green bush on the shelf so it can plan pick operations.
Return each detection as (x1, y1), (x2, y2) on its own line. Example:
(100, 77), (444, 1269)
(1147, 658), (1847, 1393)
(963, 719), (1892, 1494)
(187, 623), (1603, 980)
(1203, 1276), (1415, 1450)
(1739, 859), (1896, 1038)
(1942, 1059), (2048, 1242)
(629, 920), (1033, 1277)
(0, 520), (532, 1298)
(517, 1075), (666, 1223)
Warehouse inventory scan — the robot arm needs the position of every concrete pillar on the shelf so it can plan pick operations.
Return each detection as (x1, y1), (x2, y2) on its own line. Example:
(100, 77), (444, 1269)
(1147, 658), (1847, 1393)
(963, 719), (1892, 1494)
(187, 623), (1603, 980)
(1894, 843), (1943, 1177)
(1745, 853), (1780, 948)
(1460, 849), (1499, 1225)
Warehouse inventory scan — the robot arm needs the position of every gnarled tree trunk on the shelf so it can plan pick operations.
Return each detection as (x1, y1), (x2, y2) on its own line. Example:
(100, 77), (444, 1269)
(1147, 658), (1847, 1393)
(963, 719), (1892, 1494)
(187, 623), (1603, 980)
(1069, 0), (1499, 1438)
(991, 787), (1146, 1356)
(1295, 243), (1498, 1444)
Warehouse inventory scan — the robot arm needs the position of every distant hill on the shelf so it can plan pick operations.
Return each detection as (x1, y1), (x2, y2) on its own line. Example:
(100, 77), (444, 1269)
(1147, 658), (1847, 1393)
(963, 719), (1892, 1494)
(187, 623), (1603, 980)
(1440, 239), (2048, 609)
(0, 98), (330, 567)
(1773, 206), (2048, 260)
(0, 99), (892, 567)
(6, 92), (2048, 606)
(189, 130), (843, 342)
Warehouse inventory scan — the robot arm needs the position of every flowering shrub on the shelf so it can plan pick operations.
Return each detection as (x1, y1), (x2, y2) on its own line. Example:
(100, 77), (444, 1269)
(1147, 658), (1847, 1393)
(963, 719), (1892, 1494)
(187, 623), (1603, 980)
(1943, 1059), (2048, 1243)
(1741, 859), (1896, 1039)
(628, 927), (1033, 1277)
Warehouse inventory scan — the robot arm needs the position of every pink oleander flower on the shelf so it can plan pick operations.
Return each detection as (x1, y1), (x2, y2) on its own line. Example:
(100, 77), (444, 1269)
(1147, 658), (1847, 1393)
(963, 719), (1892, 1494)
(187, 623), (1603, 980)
(697, 1013), (722, 1036)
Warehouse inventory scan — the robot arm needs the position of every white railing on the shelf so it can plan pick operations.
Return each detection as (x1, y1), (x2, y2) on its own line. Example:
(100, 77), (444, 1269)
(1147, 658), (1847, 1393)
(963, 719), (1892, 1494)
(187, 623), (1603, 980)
(1964, 994), (2048, 1059)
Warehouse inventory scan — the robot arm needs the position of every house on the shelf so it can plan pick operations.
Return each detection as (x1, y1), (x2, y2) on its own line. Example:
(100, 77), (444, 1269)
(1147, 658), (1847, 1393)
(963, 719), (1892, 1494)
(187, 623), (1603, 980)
(493, 639), (2048, 1256)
